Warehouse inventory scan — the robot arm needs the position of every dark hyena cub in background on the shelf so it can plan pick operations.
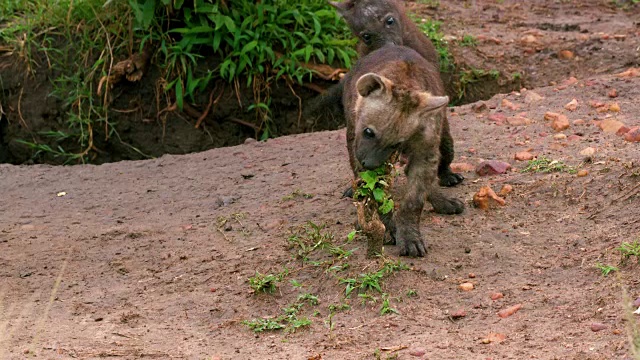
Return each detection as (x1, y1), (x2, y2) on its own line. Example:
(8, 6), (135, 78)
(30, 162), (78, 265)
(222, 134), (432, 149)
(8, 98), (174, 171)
(330, 0), (463, 188)
(343, 45), (464, 257)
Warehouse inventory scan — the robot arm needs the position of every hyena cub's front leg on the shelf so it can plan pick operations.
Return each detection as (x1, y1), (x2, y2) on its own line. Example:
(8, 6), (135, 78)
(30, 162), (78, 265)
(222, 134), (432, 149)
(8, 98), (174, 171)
(394, 153), (439, 257)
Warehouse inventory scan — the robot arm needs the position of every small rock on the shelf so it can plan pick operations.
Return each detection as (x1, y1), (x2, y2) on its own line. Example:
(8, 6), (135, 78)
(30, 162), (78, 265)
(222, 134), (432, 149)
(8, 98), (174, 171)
(598, 119), (626, 133)
(472, 102), (488, 112)
(579, 147), (596, 156)
(487, 332), (507, 343)
(497, 303), (523, 318)
(498, 185), (513, 197)
(573, 119), (586, 126)
(567, 135), (582, 142)
(514, 152), (534, 161)
(409, 349), (427, 357)
(610, 103), (621, 112)
(459, 282), (474, 291)
(450, 162), (476, 173)
(520, 34), (537, 44)
(506, 116), (533, 126)
(544, 112), (561, 121)
(501, 99), (519, 111)
(562, 77), (579, 86)
(608, 89), (618, 98)
(624, 127), (640, 142)
(553, 134), (567, 140)
(558, 50), (575, 60)
(590, 322), (607, 332)
(451, 309), (467, 319)
(551, 115), (570, 132)
(577, 170), (589, 177)
(491, 292), (504, 301)
(468, 273), (476, 278)
(617, 126), (631, 136)
(476, 160), (512, 176)
(488, 113), (507, 123)
(633, 297), (640, 307)
(564, 99), (578, 111)
(523, 91), (543, 103)
(244, 138), (257, 144)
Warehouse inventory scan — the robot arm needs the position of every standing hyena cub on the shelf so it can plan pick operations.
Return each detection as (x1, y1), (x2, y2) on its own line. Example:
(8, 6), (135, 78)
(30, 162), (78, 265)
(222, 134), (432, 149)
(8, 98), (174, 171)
(330, 0), (464, 188)
(344, 45), (464, 257)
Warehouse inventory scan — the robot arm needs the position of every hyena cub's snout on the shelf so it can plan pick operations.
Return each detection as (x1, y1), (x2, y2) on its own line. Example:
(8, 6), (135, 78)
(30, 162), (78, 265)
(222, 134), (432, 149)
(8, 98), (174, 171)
(355, 129), (398, 170)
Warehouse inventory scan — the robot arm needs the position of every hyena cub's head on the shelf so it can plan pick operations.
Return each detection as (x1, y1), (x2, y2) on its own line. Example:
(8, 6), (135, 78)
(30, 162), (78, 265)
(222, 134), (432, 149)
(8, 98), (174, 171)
(353, 72), (448, 170)
(330, 0), (404, 53)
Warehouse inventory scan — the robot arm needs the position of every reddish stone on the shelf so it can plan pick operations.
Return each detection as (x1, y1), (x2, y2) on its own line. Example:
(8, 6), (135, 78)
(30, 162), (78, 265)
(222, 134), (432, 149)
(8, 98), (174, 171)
(476, 160), (512, 176)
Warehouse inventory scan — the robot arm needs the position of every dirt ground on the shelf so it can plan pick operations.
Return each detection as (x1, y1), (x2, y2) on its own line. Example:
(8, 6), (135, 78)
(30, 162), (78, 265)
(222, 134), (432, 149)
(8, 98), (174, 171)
(2, 1), (640, 359)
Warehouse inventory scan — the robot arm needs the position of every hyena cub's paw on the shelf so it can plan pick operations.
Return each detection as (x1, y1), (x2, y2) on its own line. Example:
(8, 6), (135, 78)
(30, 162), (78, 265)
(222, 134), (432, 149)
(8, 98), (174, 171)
(438, 169), (465, 187)
(396, 227), (427, 257)
(430, 195), (465, 215)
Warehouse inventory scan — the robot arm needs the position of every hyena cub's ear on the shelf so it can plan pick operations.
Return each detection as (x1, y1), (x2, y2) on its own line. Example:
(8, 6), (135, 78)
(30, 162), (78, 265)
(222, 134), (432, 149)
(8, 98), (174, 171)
(328, 0), (354, 15)
(417, 93), (449, 112)
(356, 73), (394, 98)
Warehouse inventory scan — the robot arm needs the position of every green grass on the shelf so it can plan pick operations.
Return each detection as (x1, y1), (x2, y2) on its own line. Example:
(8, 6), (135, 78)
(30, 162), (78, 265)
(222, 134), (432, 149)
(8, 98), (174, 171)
(617, 240), (640, 263)
(353, 163), (396, 215)
(248, 269), (289, 294)
(1, 0), (357, 162)
(460, 34), (477, 47)
(521, 156), (576, 174)
(408, 14), (453, 72)
(595, 262), (618, 277)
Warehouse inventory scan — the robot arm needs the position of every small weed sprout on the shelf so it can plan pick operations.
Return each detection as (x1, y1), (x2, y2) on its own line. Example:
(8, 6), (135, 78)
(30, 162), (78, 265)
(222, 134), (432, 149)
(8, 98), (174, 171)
(595, 262), (618, 277)
(248, 269), (288, 294)
(521, 157), (575, 174)
(617, 241), (640, 263)
(460, 34), (477, 47)
(406, 289), (418, 297)
(380, 294), (399, 315)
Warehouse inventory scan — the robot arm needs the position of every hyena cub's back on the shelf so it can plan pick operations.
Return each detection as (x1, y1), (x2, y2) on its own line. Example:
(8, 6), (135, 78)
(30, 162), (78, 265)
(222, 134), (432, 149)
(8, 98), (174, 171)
(343, 45), (463, 257)
(330, 0), (440, 67)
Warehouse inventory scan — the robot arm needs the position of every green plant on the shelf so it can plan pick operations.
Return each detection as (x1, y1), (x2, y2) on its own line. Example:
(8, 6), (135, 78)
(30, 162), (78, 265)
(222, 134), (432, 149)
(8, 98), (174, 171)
(380, 294), (398, 315)
(617, 241), (640, 263)
(406, 289), (418, 297)
(408, 14), (453, 72)
(354, 164), (395, 215)
(521, 157), (575, 174)
(242, 317), (286, 332)
(460, 34), (477, 47)
(595, 262), (618, 277)
(297, 293), (320, 306)
(248, 269), (288, 294)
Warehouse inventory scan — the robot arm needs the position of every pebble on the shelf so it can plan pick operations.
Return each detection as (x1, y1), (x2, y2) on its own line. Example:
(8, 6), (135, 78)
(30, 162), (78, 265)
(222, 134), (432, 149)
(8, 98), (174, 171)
(564, 99), (578, 111)
(609, 103), (621, 112)
(498, 184), (513, 197)
(490, 292), (504, 300)
(506, 116), (533, 126)
(476, 160), (512, 176)
(244, 138), (256, 144)
(579, 147), (596, 156)
(624, 127), (640, 142)
(409, 349), (427, 357)
(598, 119), (626, 133)
(451, 309), (467, 319)
(608, 89), (618, 98)
(590, 322), (607, 332)
(577, 170), (589, 177)
(488, 113), (507, 123)
(459, 282), (474, 291)
(501, 99), (519, 111)
(633, 297), (640, 307)
(497, 303), (522, 318)
(573, 119), (586, 126)
(553, 133), (567, 140)
(523, 91), (543, 103)
(551, 115), (570, 132)
(450, 162), (476, 173)
(558, 50), (575, 60)
(514, 152), (534, 161)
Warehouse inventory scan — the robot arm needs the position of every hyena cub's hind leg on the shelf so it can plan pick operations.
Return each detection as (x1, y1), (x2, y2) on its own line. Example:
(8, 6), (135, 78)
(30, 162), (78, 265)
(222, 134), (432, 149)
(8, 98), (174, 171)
(437, 119), (465, 187)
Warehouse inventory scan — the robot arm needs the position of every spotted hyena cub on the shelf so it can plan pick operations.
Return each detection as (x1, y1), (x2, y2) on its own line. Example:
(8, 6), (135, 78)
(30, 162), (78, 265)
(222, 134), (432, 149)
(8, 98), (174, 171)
(343, 45), (464, 257)
(330, 0), (463, 187)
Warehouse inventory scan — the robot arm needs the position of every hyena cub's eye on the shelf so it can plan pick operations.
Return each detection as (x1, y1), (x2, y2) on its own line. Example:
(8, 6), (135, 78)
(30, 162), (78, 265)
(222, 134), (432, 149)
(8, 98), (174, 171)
(385, 17), (395, 26)
(362, 33), (372, 45)
(363, 128), (375, 139)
